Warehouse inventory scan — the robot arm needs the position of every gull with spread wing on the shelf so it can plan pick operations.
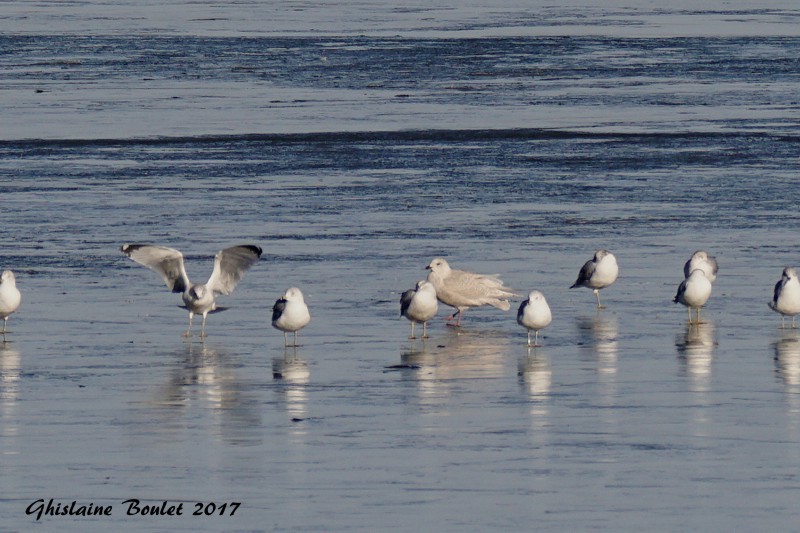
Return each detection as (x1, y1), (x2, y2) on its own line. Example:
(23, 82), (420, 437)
(121, 243), (262, 337)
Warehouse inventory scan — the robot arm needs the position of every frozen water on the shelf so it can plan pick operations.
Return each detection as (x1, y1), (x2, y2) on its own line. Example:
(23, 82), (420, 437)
(2, 1), (800, 531)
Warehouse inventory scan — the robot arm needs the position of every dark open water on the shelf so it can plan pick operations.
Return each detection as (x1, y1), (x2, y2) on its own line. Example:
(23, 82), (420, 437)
(2, 2), (800, 531)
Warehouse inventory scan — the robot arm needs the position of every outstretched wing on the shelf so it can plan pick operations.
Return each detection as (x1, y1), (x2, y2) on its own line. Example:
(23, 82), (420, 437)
(121, 244), (190, 293)
(207, 244), (263, 295)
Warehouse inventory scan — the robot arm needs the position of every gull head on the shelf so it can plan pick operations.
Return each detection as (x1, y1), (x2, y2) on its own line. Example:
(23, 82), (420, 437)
(691, 250), (713, 262)
(0, 270), (14, 284)
(283, 287), (306, 303)
(425, 257), (451, 274)
(189, 285), (208, 300)
(527, 290), (546, 302)
(594, 250), (612, 261)
(783, 267), (798, 281)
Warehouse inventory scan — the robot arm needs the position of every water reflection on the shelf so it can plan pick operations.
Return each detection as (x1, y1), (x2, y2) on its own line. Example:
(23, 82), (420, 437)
(773, 329), (800, 428)
(272, 347), (310, 441)
(518, 347), (552, 434)
(147, 340), (261, 445)
(0, 340), (20, 440)
(392, 328), (510, 411)
(675, 321), (716, 392)
(576, 312), (619, 407)
(518, 348), (552, 402)
(774, 329), (800, 387)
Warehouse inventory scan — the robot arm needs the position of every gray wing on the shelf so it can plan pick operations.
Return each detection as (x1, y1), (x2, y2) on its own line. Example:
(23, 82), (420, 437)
(207, 245), (263, 295)
(773, 278), (785, 304)
(571, 259), (596, 288)
(673, 278), (688, 303)
(709, 256), (719, 277)
(682, 258), (692, 279)
(517, 299), (529, 320)
(121, 244), (189, 293)
(272, 297), (287, 323)
(400, 289), (415, 317)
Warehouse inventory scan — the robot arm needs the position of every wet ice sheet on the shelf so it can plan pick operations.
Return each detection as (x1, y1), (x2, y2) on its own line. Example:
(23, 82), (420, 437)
(2, 128), (800, 531)
(3, 1), (800, 531)
(2, 4), (800, 140)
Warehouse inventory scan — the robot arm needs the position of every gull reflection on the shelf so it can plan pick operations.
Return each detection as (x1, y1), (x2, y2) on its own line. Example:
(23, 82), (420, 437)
(0, 340), (20, 438)
(774, 329), (800, 387)
(146, 340), (260, 445)
(273, 347), (310, 442)
(391, 328), (510, 412)
(429, 328), (510, 380)
(773, 329), (800, 428)
(577, 312), (619, 375)
(518, 347), (552, 402)
(576, 312), (619, 411)
(676, 321), (716, 392)
(518, 347), (552, 436)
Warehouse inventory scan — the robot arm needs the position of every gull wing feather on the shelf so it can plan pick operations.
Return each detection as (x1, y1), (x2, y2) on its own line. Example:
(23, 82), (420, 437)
(673, 278), (688, 304)
(517, 299), (529, 321)
(773, 278), (785, 305)
(272, 297), (287, 323)
(446, 270), (516, 302)
(121, 244), (190, 293)
(400, 289), (415, 316)
(682, 258), (692, 279)
(571, 259), (596, 289)
(207, 245), (263, 295)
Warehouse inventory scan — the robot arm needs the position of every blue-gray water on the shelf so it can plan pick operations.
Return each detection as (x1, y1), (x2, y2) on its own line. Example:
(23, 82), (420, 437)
(2, 2), (800, 531)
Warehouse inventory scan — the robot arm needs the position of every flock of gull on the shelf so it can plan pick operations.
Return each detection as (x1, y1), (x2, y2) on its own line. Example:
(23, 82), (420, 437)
(1, 246), (800, 347)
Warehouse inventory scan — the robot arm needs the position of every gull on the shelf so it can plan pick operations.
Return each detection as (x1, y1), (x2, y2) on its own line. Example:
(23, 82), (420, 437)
(674, 269), (712, 324)
(570, 250), (619, 308)
(121, 243), (262, 337)
(425, 258), (516, 327)
(683, 250), (718, 283)
(769, 267), (800, 329)
(272, 287), (311, 347)
(517, 290), (552, 347)
(400, 280), (438, 339)
(0, 270), (21, 334)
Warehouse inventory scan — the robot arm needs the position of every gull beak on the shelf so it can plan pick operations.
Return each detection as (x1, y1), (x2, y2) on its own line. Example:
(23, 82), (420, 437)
(425, 265), (431, 270)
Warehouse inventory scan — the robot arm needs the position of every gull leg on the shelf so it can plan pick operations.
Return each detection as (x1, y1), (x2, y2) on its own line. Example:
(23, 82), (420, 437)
(1, 317), (6, 334)
(687, 307), (692, 324)
(446, 309), (462, 327)
(534, 330), (541, 347)
(422, 321), (429, 339)
(283, 331), (289, 347)
(293, 331), (299, 347)
(697, 307), (702, 325)
(183, 312), (194, 337)
(594, 289), (604, 309)
(200, 313), (208, 338)
(409, 321), (416, 340)
(527, 330), (532, 347)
